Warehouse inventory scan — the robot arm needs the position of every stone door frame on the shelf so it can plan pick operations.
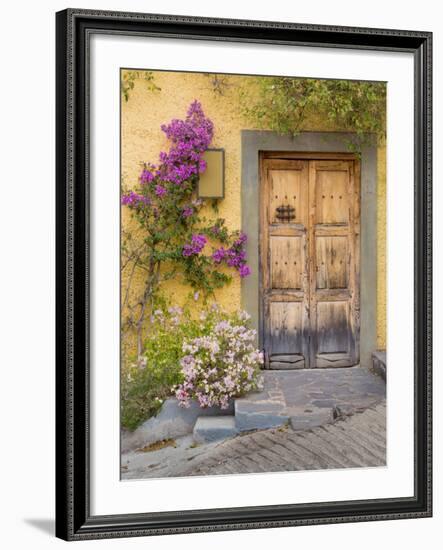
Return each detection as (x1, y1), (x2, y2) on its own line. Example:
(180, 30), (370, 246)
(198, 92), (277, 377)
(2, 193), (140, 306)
(241, 130), (378, 369)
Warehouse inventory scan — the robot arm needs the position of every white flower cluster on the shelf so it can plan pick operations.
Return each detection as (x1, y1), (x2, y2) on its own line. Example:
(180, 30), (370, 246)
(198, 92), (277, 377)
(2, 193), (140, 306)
(175, 310), (264, 409)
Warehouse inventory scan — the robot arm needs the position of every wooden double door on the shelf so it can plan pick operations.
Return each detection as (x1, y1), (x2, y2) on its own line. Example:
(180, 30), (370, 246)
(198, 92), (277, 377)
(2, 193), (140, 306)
(260, 153), (360, 369)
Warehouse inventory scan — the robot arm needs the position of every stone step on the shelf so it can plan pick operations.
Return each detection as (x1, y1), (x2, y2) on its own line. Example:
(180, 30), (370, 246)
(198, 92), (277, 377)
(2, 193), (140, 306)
(289, 409), (334, 431)
(235, 399), (336, 433)
(235, 398), (289, 432)
(193, 416), (238, 443)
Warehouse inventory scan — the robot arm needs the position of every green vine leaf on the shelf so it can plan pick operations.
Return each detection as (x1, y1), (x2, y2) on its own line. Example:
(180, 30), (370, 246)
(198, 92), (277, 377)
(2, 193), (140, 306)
(242, 76), (386, 151)
(121, 70), (161, 102)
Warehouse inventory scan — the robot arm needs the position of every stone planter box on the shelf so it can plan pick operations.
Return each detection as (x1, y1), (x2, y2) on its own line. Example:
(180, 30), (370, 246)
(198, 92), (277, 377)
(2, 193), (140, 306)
(121, 397), (234, 452)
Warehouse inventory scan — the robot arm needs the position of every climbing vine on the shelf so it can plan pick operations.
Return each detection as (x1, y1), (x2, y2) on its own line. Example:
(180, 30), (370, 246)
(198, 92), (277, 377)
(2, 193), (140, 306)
(121, 70), (160, 102)
(242, 76), (386, 149)
(205, 73), (231, 96)
(121, 101), (250, 355)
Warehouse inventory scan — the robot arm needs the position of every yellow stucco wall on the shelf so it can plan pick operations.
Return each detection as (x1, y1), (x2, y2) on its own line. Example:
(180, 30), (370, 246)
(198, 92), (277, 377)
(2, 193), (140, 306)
(121, 70), (386, 355)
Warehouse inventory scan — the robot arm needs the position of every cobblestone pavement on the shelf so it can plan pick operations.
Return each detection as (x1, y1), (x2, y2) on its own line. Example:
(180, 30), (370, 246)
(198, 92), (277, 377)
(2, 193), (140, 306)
(122, 401), (386, 479)
(235, 367), (386, 432)
(181, 401), (386, 476)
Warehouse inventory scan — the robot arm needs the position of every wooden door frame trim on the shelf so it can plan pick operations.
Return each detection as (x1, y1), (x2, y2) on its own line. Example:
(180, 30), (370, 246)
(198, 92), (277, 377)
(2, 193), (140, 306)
(241, 130), (378, 369)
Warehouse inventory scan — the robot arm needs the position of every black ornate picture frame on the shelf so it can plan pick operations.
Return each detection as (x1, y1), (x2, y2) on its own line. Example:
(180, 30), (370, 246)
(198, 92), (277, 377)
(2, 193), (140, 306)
(55, 8), (432, 541)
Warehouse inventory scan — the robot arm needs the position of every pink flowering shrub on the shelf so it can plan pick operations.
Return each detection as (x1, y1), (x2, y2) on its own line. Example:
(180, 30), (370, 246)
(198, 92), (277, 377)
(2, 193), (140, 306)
(174, 307), (264, 409)
(121, 302), (263, 429)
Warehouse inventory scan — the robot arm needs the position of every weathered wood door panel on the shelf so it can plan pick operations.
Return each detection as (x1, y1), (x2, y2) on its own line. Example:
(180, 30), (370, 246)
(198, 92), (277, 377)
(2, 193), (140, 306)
(309, 160), (360, 368)
(261, 160), (310, 369)
(260, 156), (360, 369)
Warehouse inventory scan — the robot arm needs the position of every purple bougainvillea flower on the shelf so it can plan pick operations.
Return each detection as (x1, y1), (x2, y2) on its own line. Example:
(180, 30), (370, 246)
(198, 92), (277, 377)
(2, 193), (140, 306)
(168, 163), (198, 184)
(182, 207), (194, 218)
(226, 248), (246, 267)
(212, 247), (226, 264)
(239, 264), (251, 278)
(122, 102), (251, 293)
(121, 191), (150, 207)
(182, 244), (194, 257)
(182, 234), (207, 257)
(154, 184), (167, 197)
(140, 169), (154, 184)
(191, 234), (207, 251)
(157, 100), (214, 186)
(232, 232), (248, 248)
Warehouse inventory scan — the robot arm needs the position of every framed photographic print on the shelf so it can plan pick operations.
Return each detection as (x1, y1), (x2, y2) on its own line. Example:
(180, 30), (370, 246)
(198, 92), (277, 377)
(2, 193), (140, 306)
(55, 8), (432, 541)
